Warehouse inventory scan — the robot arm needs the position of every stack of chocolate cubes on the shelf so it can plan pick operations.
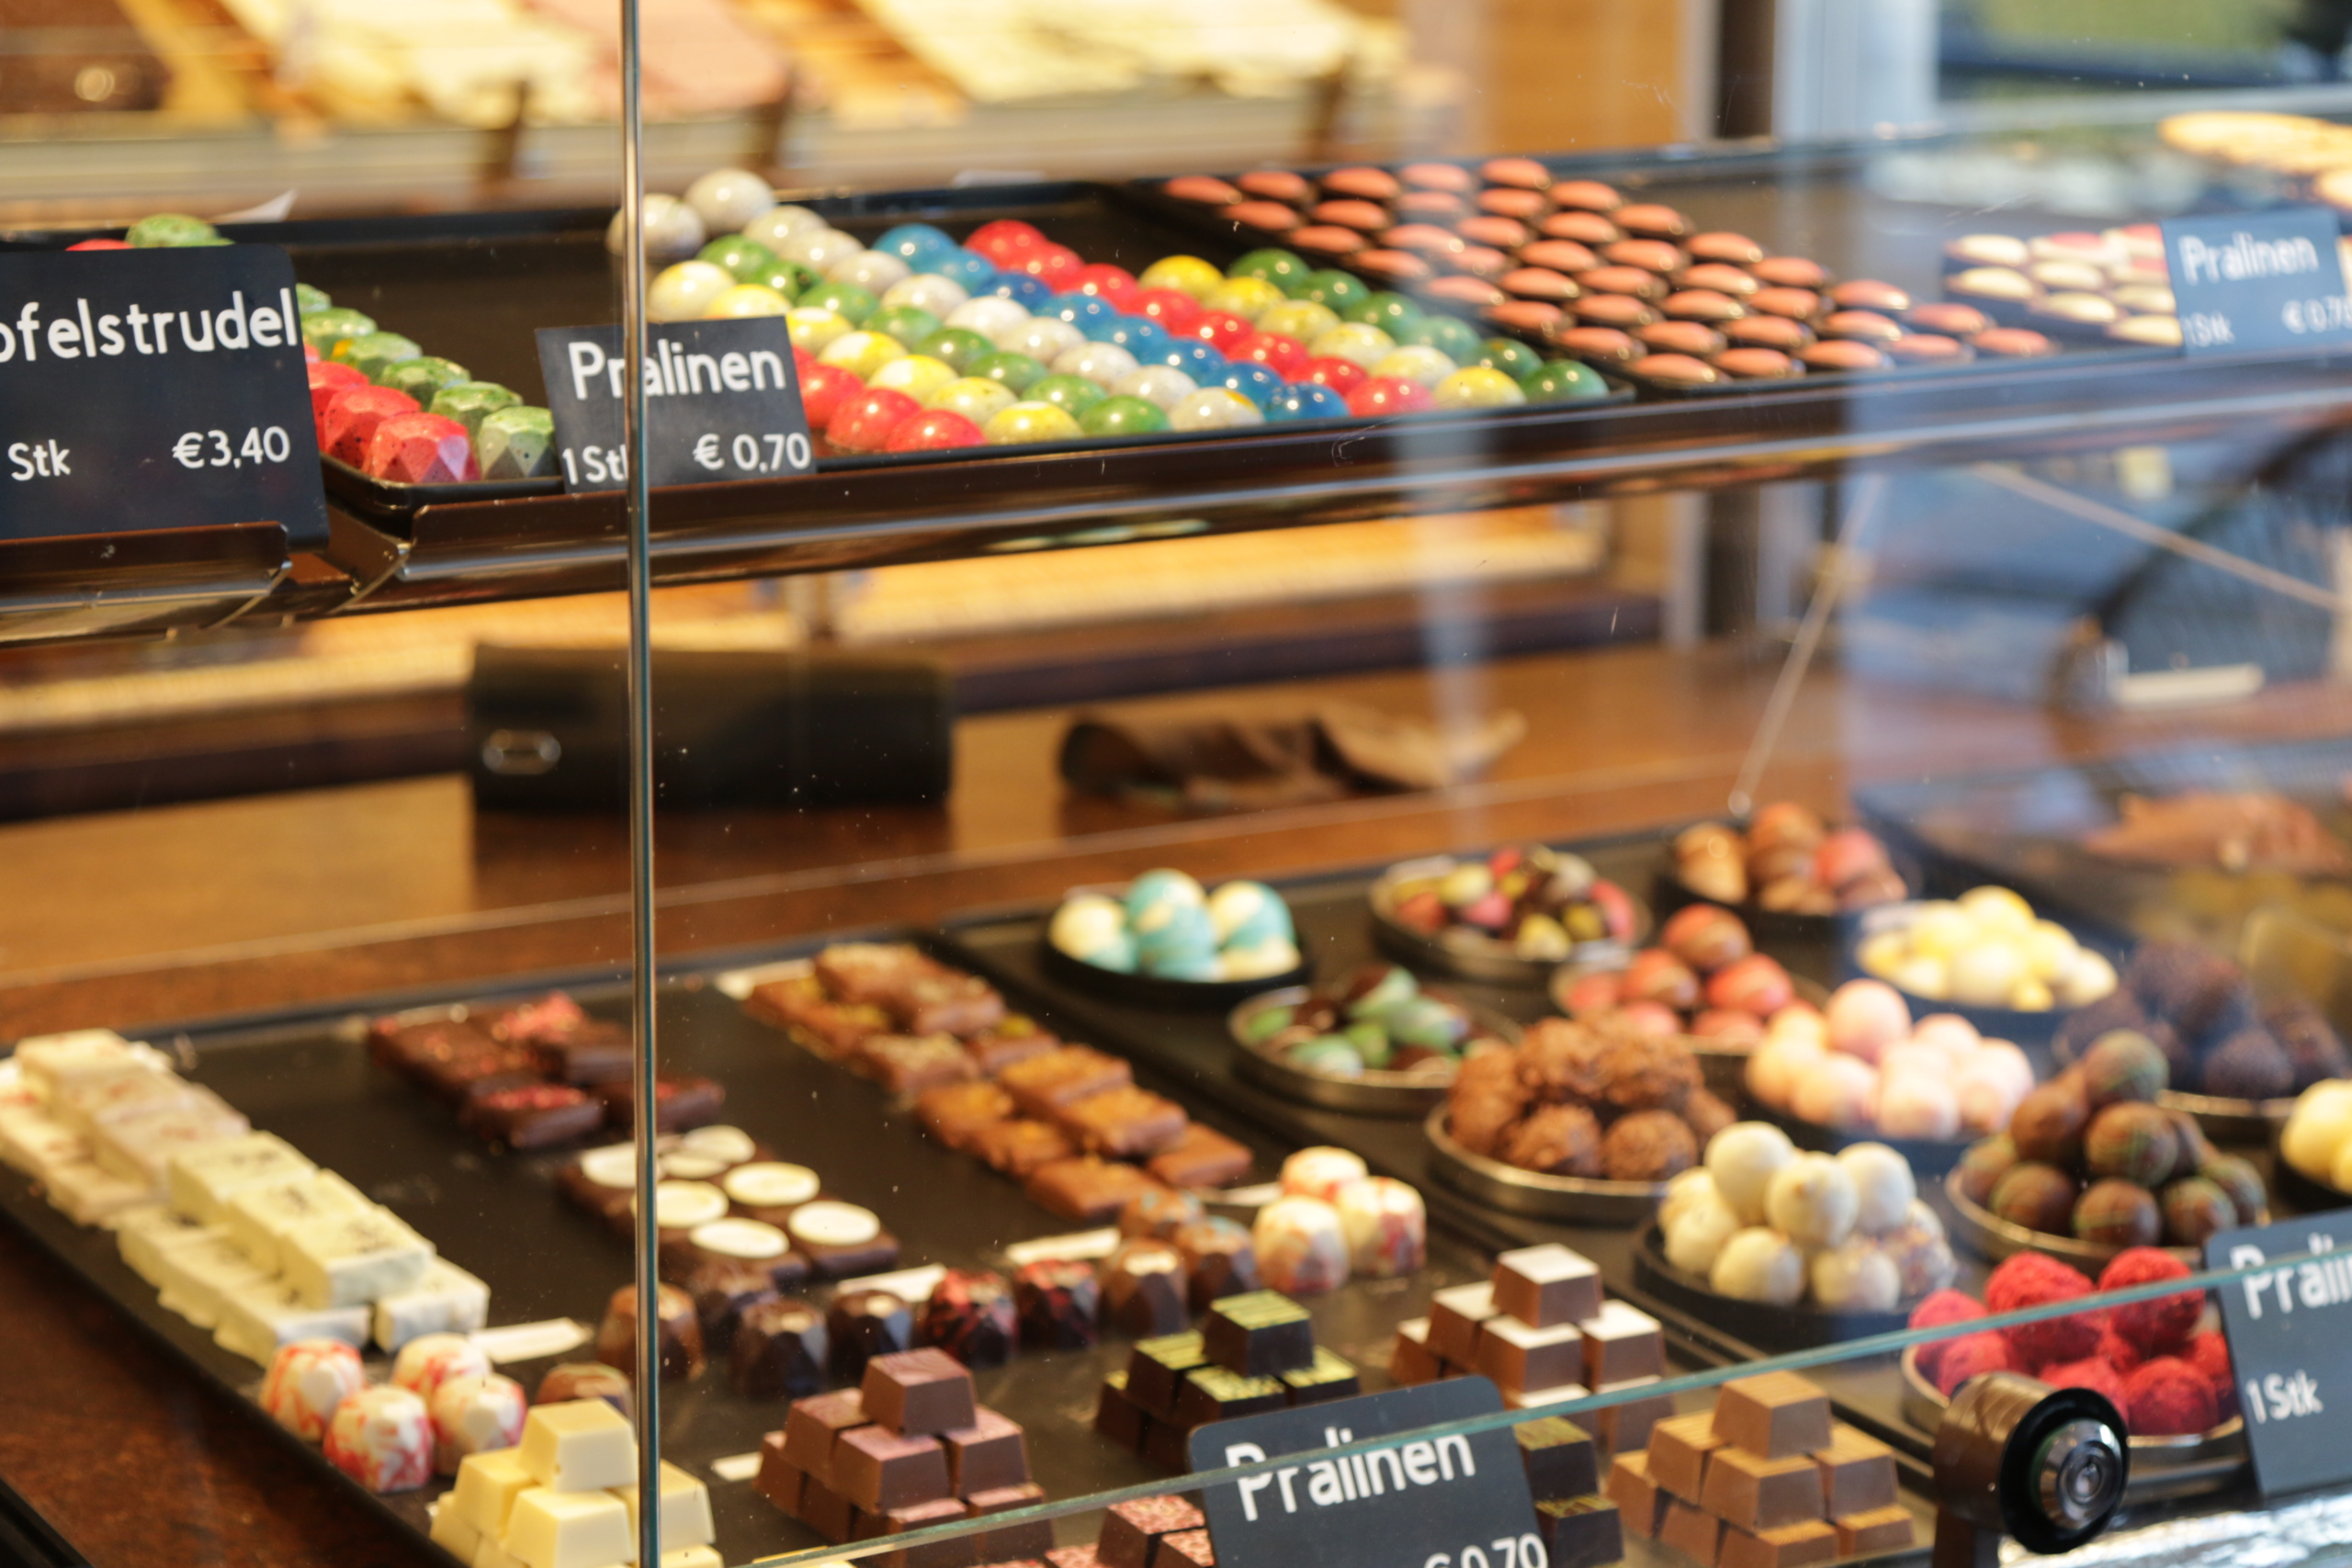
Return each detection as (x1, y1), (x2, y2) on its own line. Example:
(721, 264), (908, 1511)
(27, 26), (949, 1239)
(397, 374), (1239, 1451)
(1093, 1291), (1360, 1469)
(1606, 1371), (1911, 1568)
(1514, 1416), (1623, 1568)
(1391, 1243), (1674, 1456)
(755, 1347), (1046, 1568)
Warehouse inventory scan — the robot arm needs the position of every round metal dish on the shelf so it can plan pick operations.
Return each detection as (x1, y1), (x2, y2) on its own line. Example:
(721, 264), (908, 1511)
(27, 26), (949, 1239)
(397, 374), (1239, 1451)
(1370, 854), (1650, 987)
(1897, 1346), (2247, 1502)
(1753, 1103), (1975, 1177)
(2156, 1088), (2295, 1145)
(1631, 1223), (1922, 1349)
(1228, 987), (1520, 1116)
(1423, 1104), (1667, 1223)
(1649, 865), (1880, 949)
(1546, 961), (1831, 1106)
(1038, 938), (1310, 1010)
(1943, 1168), (2263, 1270)
(1845, 903), (2116, 1048)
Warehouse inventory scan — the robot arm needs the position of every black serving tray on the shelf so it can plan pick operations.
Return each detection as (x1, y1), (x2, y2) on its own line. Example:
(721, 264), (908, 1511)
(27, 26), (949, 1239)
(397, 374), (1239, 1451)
(0, 929), (1502, 1568)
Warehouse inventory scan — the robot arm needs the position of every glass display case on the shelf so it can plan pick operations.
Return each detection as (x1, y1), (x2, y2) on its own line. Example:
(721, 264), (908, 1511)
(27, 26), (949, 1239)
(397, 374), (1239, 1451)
(10, 9), (2352, 1568)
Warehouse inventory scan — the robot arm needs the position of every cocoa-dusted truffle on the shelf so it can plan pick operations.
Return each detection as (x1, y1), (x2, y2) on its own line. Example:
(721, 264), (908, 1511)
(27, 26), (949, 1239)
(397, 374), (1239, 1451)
(2055, 990), (2148, 1060)
(2072, 1179), (2160, 1247)
(1683, 1089), (1737, 1145)
(2199, 1153), (2264, 1219)
(2267, 998), (2352, 1089)
(1595, 1034), (1701, 1112)
(1988, 1162), (2077, 1235)
(2009, 1078), (2090, 1165)
(1521, 1020), (1609, 1100)
(1447, 1048), (1532, 1156)
(1601, 1110), (1697, 1182)
(2126, 941), (2246, 1042)
(2159, 1177), (2237, 1246)
(1500, 1103), (1604, 1176)
(2203, 1029), (2293, 1101)
(2080, 1031), (2166, 1107)
(1954, 1135), (2018, 1206)
(2084, 1102), (2179, 1186)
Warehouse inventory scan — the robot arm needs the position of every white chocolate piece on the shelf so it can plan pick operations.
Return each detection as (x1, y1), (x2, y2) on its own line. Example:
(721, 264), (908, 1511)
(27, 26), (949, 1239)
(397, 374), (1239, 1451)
(92, 1088), (249, 1186)
(1763, 1153), (1859, 1250)
(520, 1400), (638, 1492)
(659, 1153), (729, 1181)
(722, 1161), (818, 1208)
(116, 1203), (227, 1284)
(0, 1107), (87, 1178)
(373, 1258), (492, 1352)
(1703, 1122), (1798, 1226)
(279, 1207), (433, 1308)
(167, 1131), (313, 1222)
(12, 1029), (136, 1100)
(46, 1156), (156, 1224)
(503, 1486), (632, 1568)
(1663, 1182), (1741, 1275)
(690, 1218), (787, 1259)
(1708, 1227), (1804, 1305)
(49, 1065), (193, 1134)
(614, 1460), (718, 1555)
(786, 1200), (879, 1248)
(454, 1448), (538, 1535)
(1836, 1143), (1917, 1235)
(677, 1124), (756, 1165)
(157, 1235), (272, 1328)
(575, 1145), (635, 1191)
(476, 1539), (531, 1568)
(216, 1277), (371, 1363)
(639, 1181), (728, 1231)
(432, 1506), (486, 1563)
(661, 1549), (724, 1568)
(1808, 1237), (1900, 1312)
(224, 1171), (371, 1271)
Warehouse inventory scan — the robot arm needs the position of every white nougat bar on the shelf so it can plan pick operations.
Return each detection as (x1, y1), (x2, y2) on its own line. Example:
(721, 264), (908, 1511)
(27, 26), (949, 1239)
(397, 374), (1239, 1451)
(224, 1170), (371, 1272)
(0, 1107), (86, 1178)
(93, 1089), (249, 1187)
(167, 1132), (314, 1222)
(279, 1206), (433, 1308)
(117, 1203), (229, 1285)
(50, 1066), (194, 1135)
(214, 1276), (371, 1364)
(45, 1157), (156, 1225)
(374, 1257), (492, 1352)
(12, 1030), (136, 1100)
(156, 1235), (272, 1329)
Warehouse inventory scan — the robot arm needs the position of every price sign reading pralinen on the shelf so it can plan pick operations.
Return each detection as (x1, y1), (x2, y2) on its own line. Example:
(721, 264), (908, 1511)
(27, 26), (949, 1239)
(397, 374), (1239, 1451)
(2207, 1210), (2352, 1496)
(535, 319), (814, 493)
(2161, 207), (2352, 357)
(0, 244), (328, 546)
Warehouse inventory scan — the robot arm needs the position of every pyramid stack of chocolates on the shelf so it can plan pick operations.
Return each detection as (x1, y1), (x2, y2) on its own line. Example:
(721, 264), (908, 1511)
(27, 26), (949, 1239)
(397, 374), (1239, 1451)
(1390, 1244), (1672, 1453)
(1093, 1291), (1361, 1469)
(371, 991), (723, 1150)
(1606, 1371), (1911, 1567)
(1515, 1416), (1624, 1568)
(755, 1348), (1046, 1568)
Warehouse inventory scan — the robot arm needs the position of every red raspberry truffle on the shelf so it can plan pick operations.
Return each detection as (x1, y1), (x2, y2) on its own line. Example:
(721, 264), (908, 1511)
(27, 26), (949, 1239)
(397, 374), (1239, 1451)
(1984, 1252), (2098, 1369)
(1908, 1288), (1986, 1382)
(2122, 1356), (2217, 1436)
(2186, 1329), (2232, 1387)
(2095, 1324), (2143, 1374)
(1934, 1330), (2018, 1398)
(2038, 1356), (2128, 1407)
(2098, 1247), (2201, 1354)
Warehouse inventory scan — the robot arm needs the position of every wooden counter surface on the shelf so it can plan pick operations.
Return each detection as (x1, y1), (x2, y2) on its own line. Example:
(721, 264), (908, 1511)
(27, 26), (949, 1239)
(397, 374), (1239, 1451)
(3, 637), (2347, 1566)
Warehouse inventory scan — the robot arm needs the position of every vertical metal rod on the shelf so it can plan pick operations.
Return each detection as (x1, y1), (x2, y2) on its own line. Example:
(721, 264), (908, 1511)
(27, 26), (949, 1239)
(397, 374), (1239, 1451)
(616, 0), (661, 1555)
(1727, 471), (1885, 818)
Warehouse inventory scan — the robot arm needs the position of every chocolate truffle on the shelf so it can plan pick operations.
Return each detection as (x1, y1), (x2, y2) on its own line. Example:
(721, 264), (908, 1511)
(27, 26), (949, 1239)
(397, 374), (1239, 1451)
(2204, 1029), (2294, 1102)
(1821, 310), (1903, 344)
(1549, 180), (1621, 213)
(827, 1289), (913, 1382)
(1988, 1162), (2077, 1235)
(595, 1282), (704, 1382)
(1826, 279), (1910, 312)
(1572, 294), (1657, 330)
(2160, 1177), (2238, 1246)
(2266, 999), (2351, 1089)
(2085, 1102), (2179, 1186)
(1500, 1103), (1605, 1177)
(1749, 287), (1822, 321)
(1238, 170), (1313, 204)
(1320, 166), (1400, 202)
(2200, 1154), (2265, 1219)
(536, 1361), (631, 1416)
(731, 1296), (829, 1399)
(1601, 1110), (1698, 1182)
(1171, 1216), (1260, 1310)
(1101, 1240), (1191, 1338)
(1688, 231), (1765, 265)
(2010, 1078), (2091, 1165)
(2081, 1031), (2167, 1106)
(1551, 326), (1640, 366)
(918, 1269), (1017, 1370)
(997, 1266), (1091, 1361)
(1613, 203), (1690, 238)
(2073, 1179), (2161, 1247)
(1905, 301), (1990, 336)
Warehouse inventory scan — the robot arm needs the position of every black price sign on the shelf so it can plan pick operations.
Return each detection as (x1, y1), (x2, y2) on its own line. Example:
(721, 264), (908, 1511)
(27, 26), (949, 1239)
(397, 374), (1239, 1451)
(535, 319), (813, 492)
(2205, 1211), (2352, 1495)
(1189, 1380), (1539, 1568)
(0, 245), (326, 547)
(2162, 207), (2352, 356)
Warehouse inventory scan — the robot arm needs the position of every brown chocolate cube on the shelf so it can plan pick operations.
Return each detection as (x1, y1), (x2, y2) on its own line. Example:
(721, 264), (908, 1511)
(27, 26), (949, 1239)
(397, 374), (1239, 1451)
(800, 1475), (856, 1544)
(1712, 1371), (1831, 1460)
(786, 1389), (869, 1483)
(1153, 1529), (1214, 1568)
(944, 1407), (1030, 1496)
(864, 1348), (978, 1436)
(1391, 1319), (1443, 1385)
(1702, 1446), (1826, 1531)
(1646, 1413), (1725, 1501)
(1174, 1366), (1287, 1427)
(1023, 1157), (1163, 1224)
(1095, 1372), (1145, 1449)
(832, 1425), (952, 1512)
(968, 1483), (1051, 1561)
(1476, 1315), (1585, 1394)
(1203, 1290), (1315, 1377)
(1660, 1499), (1723, 1566)
(1606, 1452), (1664, 1539)
(1517, 1416), (1600, 1502)
(1594, 1378), (1676, 1457)
(876, 1497), (978, 1568)
(1814, 1424), (1897, 1517)
(1834, 1506), (1915, 1555)
(1426, 1282), (1498, 1367)
(1000, 1047), (1132, 1118)
(1102, 1240), (1192, 1337)
(1124, 1333), (1207, 1419)
(1536, 1495), (1623, 1568)
(1719, 1520), (1836, 1568)
(1578, 1300), (1664, 1385)
(1491, 1244), (1602, 1328)
(1098, 1496), (1206, 1568)
(1147, 1124), (1252, 1189)
(1141, 1415), (1193, 1471)
(755, 1430), (804, 1516)
(1046, 1550), (1102, 1568)
(1281, 1347), (1360, 1406)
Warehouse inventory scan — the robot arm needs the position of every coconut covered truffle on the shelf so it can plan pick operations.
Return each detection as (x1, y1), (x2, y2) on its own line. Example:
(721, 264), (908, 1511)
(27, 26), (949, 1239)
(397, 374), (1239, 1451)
(1709, 1226), (1804, 1305)
(1445, 1014), (1717, 1179)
